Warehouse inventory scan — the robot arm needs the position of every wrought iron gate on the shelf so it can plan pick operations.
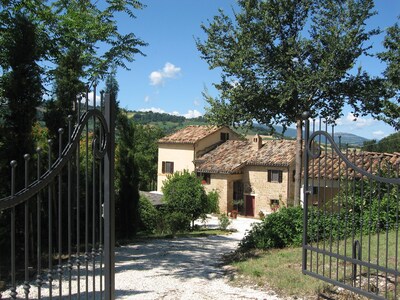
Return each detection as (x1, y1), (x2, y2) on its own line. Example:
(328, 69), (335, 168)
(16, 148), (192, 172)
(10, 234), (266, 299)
(302, 112), (400, 299)
(0, 89), (115, 299)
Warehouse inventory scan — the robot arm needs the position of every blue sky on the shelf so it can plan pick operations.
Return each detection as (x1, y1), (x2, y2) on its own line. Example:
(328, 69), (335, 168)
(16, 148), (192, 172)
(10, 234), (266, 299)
(98, 1), (399, 140)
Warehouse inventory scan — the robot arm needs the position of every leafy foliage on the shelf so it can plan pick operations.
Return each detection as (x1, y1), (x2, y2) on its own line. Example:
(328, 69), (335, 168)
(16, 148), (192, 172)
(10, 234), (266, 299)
(377, 21), (400, 130)
(162, 170), (216, 230)
(239, 207), (304, 250)
(197, 0), (384, 128)
(115, 111), (140, 238)
(132, 111), (186, 124)
(218, 213), (231, 231)
(362, 131), (400, 153)
(0, 13), (44, 191)
(240, 177), (399, 251)
(130, 122), (164, 191)
(138, 195), (159, 233)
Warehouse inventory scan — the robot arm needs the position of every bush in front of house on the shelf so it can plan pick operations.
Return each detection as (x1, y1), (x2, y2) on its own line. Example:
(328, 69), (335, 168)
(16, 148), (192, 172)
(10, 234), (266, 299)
(239, 206), (304, 251)
(162, 170), (220, 232)
(218, 213), (231, 230)
(239, 185), (399, 251)
(166, 211), (192, 235)
(138, 195), (159, 233)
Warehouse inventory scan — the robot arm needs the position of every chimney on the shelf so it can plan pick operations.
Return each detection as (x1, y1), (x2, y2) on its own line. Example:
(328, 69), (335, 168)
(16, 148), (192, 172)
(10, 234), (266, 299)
(252, 134), (262, 150)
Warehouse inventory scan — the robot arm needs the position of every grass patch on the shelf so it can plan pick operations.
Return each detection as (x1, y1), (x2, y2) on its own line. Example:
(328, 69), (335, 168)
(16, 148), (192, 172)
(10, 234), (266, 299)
(229, 230), (399, 299)
(228, 247), (330, 298)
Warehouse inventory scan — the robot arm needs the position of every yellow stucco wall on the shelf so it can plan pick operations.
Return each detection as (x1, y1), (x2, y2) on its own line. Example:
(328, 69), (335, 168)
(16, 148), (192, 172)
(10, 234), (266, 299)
(202, 173), (242, 213)
(195, 128), (242, 157)
(157, 127), (242, 192)
(157, 143), (194, 191)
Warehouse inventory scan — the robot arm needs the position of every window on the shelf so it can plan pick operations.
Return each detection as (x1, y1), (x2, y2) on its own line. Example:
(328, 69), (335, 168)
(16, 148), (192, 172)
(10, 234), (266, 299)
(197, 172), (211, 184)
(270, 199), (280, 212)
(270, 199), (279, 206)
(220, 132), (229, 141)
(162, 161), (174, 174)
(267, 170), (283, 183)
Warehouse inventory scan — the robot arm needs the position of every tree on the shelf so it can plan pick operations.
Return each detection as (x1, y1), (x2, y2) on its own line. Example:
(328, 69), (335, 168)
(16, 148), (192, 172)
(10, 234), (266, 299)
(115, 112), (140, 238)
(44, 0), (146, 136)
(43, 46), (85, 142)
(0, 13), (44, 190)
(52, 0), (147, 80)
(133, 124), (164, 191)
(162, 170), (211, 228)
(362, 132), (400, 153)
(196, 0), (389, 206)
(377, 20), (400, 130)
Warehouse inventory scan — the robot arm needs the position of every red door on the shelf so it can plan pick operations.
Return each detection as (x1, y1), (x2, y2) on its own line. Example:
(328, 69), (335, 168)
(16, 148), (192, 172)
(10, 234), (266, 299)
(245, 195), (255, 217)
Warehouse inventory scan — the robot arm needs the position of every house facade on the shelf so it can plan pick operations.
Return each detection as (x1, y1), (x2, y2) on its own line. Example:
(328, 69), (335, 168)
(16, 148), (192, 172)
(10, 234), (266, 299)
(157, 125), (242, 192)
(157, 125), (297, 216)
(195, 135), (296, 216)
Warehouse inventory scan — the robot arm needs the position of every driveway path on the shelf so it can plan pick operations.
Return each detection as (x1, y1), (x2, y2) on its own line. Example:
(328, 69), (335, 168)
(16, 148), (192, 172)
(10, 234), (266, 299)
(115, 216), (281, 300)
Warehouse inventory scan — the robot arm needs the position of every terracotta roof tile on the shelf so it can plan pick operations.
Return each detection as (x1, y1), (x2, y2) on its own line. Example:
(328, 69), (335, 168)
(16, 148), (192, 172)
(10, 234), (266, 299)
(195, 139), (297, 174)
(308, 150), (400, 180)
(158, 125), (222, 144)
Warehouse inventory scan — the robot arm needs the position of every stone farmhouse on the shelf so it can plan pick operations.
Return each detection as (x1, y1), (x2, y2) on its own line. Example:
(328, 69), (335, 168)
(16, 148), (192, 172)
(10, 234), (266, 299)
(157, 125), (297, 216)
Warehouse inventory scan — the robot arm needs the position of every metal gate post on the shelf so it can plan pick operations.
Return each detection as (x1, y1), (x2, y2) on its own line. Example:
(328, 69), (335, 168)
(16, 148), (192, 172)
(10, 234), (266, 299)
(302, 112), (310, 273)
(104, 93), (116, 300)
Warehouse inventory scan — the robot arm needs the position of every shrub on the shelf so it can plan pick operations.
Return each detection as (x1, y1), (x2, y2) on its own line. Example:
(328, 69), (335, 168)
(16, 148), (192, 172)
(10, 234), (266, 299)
(207, 189), (220, 214)
(138, 195), (159, 233)
(240, 190), (399, 251)
(239, 207), (303, 251)
(162, 170), (209, 229)
(166, 211), (191, 235)
(218, 213), (231, 231)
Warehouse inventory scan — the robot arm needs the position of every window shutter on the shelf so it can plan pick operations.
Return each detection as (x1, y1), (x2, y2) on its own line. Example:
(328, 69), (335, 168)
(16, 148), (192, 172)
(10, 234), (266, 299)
(278, 171), (283, 183)
(171, 162), (174, 173)
(267, 170), (271, 182)
(162, 161), (166, 173)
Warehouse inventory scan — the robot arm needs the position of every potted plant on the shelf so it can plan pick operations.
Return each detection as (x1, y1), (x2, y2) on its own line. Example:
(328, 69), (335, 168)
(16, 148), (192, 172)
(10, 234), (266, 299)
(233, 198), (244, 214)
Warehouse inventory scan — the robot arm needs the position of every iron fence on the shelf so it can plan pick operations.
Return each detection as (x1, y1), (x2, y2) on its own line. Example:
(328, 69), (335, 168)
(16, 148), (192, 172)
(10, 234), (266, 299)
(0, 89), (115, 299)
(302, 112), (400, 299)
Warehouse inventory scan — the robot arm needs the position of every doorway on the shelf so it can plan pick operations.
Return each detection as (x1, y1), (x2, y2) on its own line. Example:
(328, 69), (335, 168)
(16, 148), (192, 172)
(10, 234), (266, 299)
(245, 195), (255, 217)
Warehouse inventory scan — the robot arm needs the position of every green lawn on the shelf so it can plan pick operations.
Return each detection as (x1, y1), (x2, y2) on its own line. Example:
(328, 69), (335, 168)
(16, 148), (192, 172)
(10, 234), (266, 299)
(229, 230), (399, 299)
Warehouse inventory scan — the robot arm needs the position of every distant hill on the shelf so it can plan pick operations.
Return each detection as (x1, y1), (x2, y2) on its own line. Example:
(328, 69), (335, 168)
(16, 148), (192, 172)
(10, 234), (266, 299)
(251, 124), (369, 147)
(334, 132), (369, 147)
(128, 110), (369, 147)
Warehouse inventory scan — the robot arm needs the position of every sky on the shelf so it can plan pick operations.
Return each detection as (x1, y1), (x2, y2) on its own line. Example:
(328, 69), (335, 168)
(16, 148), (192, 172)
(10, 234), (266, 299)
(97, 0), (400, 140)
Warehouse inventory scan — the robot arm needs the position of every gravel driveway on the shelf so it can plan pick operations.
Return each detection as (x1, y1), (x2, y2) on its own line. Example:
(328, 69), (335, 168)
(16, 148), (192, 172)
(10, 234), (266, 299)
(1, 216), (282, 299)
(115, 216), (281, 300)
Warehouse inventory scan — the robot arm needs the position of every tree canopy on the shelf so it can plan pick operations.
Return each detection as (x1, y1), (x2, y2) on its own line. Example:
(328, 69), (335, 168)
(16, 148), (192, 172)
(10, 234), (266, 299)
(162, 170), (212, 228)
(197, 0), (388, 127)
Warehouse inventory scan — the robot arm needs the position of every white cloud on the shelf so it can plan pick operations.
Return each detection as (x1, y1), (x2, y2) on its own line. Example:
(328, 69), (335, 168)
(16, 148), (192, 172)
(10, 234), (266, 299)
(149, 62), (181, 86)
(344, 112), (376, 128)
(139, 107), (166, 114)
(171, 111), (180, 116)
(184, 109), (202, 119)
(149, 71), (163, 86)
(372, 130), (386, 139)
(144, 95), (150, 103)
(194, 99), (200, 106)
(163, 62), (181, 78)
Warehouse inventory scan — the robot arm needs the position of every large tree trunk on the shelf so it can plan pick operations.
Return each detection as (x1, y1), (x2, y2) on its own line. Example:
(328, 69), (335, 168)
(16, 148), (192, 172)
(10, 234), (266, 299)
(293, 118), (302, 206)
